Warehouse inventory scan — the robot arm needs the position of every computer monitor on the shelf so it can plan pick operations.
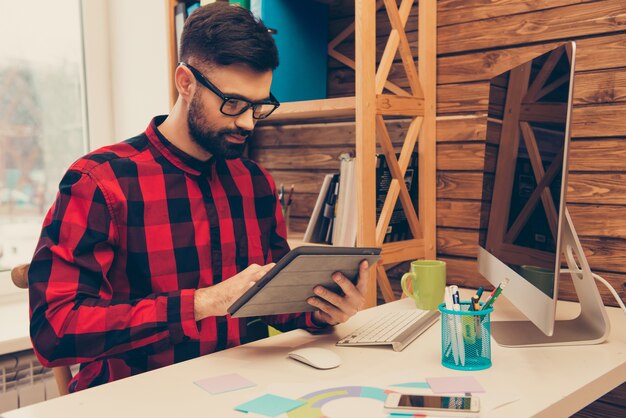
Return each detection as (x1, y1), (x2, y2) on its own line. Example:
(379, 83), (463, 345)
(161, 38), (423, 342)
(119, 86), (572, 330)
(478, 42), (610, 347)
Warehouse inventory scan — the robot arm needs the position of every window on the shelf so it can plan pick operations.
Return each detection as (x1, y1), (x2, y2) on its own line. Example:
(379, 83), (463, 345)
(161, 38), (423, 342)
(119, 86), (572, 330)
(0, 0), (89, 271)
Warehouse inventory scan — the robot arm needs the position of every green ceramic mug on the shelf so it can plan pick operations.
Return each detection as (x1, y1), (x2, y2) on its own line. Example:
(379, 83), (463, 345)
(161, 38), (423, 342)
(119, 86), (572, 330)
(520, 265), (555, 297)
(401, 260), (446, 310)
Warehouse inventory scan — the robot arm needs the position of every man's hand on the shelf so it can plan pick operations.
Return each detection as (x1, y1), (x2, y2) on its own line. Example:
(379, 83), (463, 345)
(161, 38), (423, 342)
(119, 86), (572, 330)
(308, 260), (370, 326)
(194, 263), (275, 321)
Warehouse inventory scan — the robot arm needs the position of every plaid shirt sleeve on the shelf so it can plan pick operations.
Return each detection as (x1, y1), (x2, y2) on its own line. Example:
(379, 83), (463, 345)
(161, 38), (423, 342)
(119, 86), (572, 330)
(29, 169), (199, 368)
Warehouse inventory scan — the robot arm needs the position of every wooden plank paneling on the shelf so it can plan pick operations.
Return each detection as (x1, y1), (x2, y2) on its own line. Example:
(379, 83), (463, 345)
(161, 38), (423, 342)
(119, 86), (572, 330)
(437, 115), (486, 142)
(253, 147), (346, 170)
(438, 82), (489, 114)
(437, 143), (485, 171)
(570, 139), (626, 170)
(578, 236), (626, 274)
(572, 103), (626, 137)
(437, 227), (481, 258)
(256, 114), (488, 146)
(437, 199), (626, 239)
(437, 171), (488, 200)
(438, 0), (626, 54)
(437, 171), (626, 204)
(439, 256), (490, 289)
(439, 256), (626, 306)
(567, 173), (626, 204)
(439, 34), (626, 84)
(436, 200), (487, 229)
(569, 205), (626, 238)
(431, 139), (626, 173)
(270, 171), (336, 195)
(437, 0), (591, 27)
(573, 69), (626, 105)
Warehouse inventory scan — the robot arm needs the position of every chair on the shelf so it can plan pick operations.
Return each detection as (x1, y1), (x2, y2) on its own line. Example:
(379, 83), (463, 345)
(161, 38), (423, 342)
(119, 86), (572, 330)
(10, 263), (72, 396)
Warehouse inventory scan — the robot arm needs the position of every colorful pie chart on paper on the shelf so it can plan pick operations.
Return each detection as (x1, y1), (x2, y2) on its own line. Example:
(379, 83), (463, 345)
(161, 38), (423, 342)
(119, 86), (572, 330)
(287, 386), (393, 418)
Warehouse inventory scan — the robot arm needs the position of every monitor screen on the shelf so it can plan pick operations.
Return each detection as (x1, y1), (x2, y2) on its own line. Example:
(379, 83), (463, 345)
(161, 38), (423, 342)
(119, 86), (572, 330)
(478, 42), (575, 335)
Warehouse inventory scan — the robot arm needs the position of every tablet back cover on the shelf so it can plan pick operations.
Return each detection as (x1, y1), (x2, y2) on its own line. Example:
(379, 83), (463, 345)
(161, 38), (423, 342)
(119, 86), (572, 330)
(229, 248), (380, 317)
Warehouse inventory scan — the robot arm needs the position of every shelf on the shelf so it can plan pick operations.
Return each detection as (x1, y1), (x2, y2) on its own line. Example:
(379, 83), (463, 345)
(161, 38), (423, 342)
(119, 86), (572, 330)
(260, 97), (356, 125)
(260, 94), (424, 126)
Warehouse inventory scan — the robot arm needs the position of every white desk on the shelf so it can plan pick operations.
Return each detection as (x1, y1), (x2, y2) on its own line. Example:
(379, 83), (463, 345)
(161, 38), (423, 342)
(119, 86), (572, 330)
(0, 273), (31, 356)
(3, 291), (625, 418)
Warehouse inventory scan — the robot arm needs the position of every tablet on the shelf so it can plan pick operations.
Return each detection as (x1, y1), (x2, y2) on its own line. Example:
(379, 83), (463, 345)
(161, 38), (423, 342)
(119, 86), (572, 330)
(227, 246), (381, 318)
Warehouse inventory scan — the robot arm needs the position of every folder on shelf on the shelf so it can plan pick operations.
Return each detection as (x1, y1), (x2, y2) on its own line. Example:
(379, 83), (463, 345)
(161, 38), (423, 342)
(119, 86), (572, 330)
(376, 152), (419, 243)
(302, 174), (333, 243)
(318, 174), (339, 244)
(332, 154), (357, 247)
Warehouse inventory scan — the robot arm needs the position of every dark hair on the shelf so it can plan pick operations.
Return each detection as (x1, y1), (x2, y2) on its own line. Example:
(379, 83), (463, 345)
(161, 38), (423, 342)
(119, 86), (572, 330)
(180, 3), (278, 72)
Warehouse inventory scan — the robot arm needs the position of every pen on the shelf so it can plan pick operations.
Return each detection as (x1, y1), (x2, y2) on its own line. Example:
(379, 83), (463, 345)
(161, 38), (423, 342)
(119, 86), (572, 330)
(444, 287), (460, 366)
(481, 279), (508, 310)
(450, 287), (465, 366)
(286, 184), (295, 207)
(278, 183), (284, 206)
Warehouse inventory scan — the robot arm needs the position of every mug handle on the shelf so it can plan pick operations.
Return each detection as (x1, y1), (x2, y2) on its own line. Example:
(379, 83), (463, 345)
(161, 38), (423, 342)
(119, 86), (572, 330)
(401, 273), (415, 300)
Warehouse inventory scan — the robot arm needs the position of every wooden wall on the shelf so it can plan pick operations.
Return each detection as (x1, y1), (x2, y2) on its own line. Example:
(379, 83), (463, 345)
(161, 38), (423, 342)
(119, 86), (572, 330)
(250, 0), (626, 309)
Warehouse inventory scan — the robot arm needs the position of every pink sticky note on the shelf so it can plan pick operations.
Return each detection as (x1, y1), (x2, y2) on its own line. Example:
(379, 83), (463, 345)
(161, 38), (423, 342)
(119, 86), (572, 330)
(425, 376), (485, 394)
(194, 373), (256, 394)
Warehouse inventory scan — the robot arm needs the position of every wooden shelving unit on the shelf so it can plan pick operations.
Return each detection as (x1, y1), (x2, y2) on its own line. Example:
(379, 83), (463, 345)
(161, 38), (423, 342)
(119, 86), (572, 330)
(165, 0), (437, 308)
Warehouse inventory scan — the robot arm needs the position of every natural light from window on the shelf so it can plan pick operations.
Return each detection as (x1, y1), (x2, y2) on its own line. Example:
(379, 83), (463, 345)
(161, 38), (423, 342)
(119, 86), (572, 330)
(0, 0), (89, 271)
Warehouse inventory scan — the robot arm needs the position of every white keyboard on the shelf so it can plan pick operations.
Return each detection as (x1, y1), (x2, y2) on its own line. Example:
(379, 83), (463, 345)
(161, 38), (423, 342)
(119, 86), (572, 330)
(336, 309), (440, 352)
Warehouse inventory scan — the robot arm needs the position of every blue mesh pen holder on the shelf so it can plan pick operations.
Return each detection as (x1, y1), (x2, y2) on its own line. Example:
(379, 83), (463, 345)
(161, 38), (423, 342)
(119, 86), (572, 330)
(438, 302), (493, 371)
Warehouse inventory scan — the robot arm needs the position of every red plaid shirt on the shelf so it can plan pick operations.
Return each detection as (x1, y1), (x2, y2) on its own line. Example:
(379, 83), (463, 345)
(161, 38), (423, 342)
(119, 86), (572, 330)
(28, 116), (319, 392)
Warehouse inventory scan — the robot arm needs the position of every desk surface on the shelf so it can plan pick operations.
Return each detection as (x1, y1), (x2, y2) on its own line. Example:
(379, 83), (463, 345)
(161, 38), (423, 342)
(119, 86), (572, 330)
(0, 285), (30, 356)
(3, 290), (625, 418)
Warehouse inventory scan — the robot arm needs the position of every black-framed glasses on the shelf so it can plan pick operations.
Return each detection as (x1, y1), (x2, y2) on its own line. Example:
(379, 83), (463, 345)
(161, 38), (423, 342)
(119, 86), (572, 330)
(180, 62), (280, 120)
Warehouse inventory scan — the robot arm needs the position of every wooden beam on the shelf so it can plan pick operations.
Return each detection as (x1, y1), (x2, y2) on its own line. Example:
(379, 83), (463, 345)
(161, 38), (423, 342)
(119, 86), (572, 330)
(517, 121), (560, 240)
(384, 0), (423, 97)
(375, 116), (423, 245)
(262, 97), (356, 124)
(376, 264), (396, 303)
(524, 46), (565, 102)
(381, 239), (425, 264)
(485, 62), (531, 254)
(376, 94), (424, 116)
(419, 0), (437, 259)
(375, 0), (414, 95)
(166, 0), (179, 108)
(519, 102), (568, 123)
(356, 0), (378, 307)
(328, 49), (408, 96)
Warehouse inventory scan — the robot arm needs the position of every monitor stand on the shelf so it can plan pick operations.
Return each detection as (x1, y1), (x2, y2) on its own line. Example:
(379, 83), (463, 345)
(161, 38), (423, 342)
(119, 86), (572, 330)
(491, 208), (611, 347)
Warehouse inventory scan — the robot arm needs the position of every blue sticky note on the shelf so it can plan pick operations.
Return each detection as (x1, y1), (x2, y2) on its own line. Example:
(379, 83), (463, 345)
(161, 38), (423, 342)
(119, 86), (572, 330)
(391, 382), (430, 389)
(235, 394), (305, 417)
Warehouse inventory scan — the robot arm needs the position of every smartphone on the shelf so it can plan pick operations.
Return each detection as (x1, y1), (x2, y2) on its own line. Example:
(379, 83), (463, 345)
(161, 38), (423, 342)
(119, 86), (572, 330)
(384, 393), (480, 417)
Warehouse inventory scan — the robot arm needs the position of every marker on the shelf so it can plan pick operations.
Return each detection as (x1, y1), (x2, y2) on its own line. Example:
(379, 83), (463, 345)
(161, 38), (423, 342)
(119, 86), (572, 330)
(474, 287), (484, 302)
(471, 295), (482, 338)
(471, 295), (481, 312)
(481, 280), (508, 310)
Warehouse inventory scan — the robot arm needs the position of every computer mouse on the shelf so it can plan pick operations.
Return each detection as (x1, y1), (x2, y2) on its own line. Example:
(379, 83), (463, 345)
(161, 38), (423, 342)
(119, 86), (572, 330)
(287, 347), (341, 370)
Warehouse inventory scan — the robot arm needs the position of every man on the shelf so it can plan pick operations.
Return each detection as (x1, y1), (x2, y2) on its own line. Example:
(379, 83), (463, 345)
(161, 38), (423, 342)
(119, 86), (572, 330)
(28, 3), (369, 393)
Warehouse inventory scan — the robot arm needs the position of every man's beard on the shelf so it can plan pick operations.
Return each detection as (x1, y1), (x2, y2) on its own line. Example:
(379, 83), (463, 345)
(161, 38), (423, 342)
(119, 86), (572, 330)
(187, 94), (251, 159)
